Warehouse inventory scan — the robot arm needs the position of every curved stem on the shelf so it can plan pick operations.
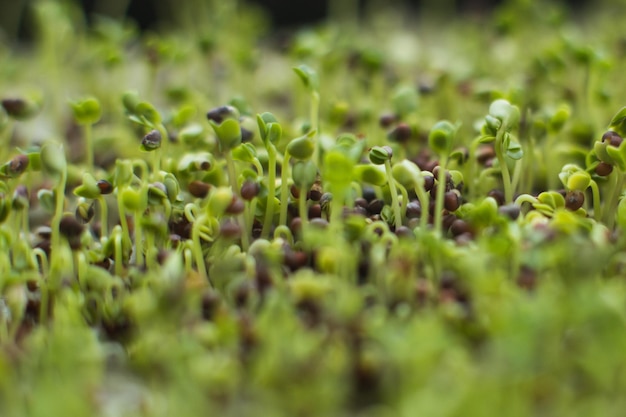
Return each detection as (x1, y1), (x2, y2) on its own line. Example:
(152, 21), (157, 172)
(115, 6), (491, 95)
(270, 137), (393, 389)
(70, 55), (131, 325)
(224, 151), (249, 250)
(192, 214), (210, 283)
(413, 179), (430, 231)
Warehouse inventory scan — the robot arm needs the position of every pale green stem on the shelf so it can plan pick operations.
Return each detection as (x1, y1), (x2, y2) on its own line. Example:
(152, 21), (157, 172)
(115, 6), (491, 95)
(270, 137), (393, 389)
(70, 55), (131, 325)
(224, 151), (249, 250)
(134, 209), (144, 267)
(384, 160), (402, 230)
(262, 145), (277, 239)
(279, 150), (291, 227)
(311, 92), (321, 167)
(434, 156), (448, 236)
(413, 180), (430, 231)
(495, 128), (513, 203)
(85, 123), (94, 171)
(192, 214), (209, 283)
(114, 228), (124, 277)
(97, 195), (108, 242)
(605, 171), (626, 229)
(589, 180), (602, 222)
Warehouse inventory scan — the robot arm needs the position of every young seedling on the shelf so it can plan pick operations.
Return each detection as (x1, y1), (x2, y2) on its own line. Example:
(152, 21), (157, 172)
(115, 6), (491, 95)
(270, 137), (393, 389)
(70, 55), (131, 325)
(293, 65), (321, 166)
(428, 120), (457, 235)
(479, 99), (521, 204)
(70, 97), (102, 172)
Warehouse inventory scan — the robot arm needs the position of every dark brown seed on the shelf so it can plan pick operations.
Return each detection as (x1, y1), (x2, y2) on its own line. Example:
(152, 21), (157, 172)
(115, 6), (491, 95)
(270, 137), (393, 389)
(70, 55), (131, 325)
(9, 154), (29, 175)
(395, 226), (413, 239)
(423, 176), (435, 192)
(97, 180), (114, 194)
(405, 200), (422, 219)
(450, 219), (471, 237)
(225, 196), (245, 215)
(59, 215), (84, 238)
(355, 197), (369, 209)
(565, 190), (585, 211)
(379, 113), (397, 128)
(444, 190), (460, 212)
(284, 250), (308, 271)
(240, 180), (260, 201)
(309, 183), (323, 201)
(594, 161), (613, 177)
(602, 130), (623, 147)
(516, 265), (537, 291)
(290, 217), (302, 236)
(476, 145), (496, 165)
(499, 204), (521, 220)
(206, 106), (235, 123)
(1, 98), (27, 117)
(290, 184), (301, 199)
(367, 199), (385, 215)
(219, 220), (241, 239)
(308, 204), (322, 219)
(188, 180), (211, 198)
(442, 213), (457, 232)
(241, 127), (253, 143)
(387, 123), (412, 143)
(142, 129), (162, 150)
(487, 189), (505, 206)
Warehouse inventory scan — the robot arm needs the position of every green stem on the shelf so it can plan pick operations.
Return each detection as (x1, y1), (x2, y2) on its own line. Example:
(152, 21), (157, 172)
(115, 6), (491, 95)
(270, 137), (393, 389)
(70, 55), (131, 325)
(589, 180), (602, 222)
(495, 128), (513, 203)
(413, 180), (430, 231)
(224, 151), (249, 250)
(97, 195), (108, 242)
(114, 227), (124, 277)
(384, 160), (402, 230)
(49, 168), (67, 284)
(192, 214), (209, 283)
(262, 145), (277, 239)
(311, 92), (321, 167)
(85, 123), (94, 171)
(433, 156), (448, 236)
(134, 210), (144, 267)
(605, 171), (625, 229)
(279, 150), (291, 227)
(297, 183), (309, 241)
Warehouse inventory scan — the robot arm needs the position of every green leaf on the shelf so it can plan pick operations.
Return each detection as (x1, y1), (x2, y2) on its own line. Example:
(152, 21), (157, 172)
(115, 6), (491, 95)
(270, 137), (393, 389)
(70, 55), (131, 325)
(392, 85), (419, 117)
(324, 150), (354, 187)
(136, 101), (161, 125)
(506, 140), (524, 160)
(287, 130), (316, 160)
(292, 160), (318, 188)
(608, 106), (626, 136)
(293, 64), (319, 92)
(71, 97), (102, 125)
(74, 173), (101, 199)
(40, 142), (66, 177)
(355, 164), (387, 186)
(210, 118), (242, 151)
(428, 120), (456, 156)
(231, 143), (258, 163)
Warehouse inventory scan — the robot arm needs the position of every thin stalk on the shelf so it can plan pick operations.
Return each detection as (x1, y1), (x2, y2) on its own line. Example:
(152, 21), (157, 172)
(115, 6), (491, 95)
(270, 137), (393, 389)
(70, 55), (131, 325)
(192, 214), (209, 283)
(433, 156), (448, 236)
(279, 150), (291, 227)
(495, 128), (513, 203)
(589, 180), (602, 222)
(604, 171), (625, 229)
(384, 160), (402, 230)
(413, 181), (430, 231)
(97, 195), (108, 242)
(49, 168), (67, 283)
(114, 228), (123, 277)
(134, 209), (144, 267)
(224, 151), (249, 250)
(262, 145), (277, 239)
(311, 92), (321, 167)
(85, 123), (94, 171)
